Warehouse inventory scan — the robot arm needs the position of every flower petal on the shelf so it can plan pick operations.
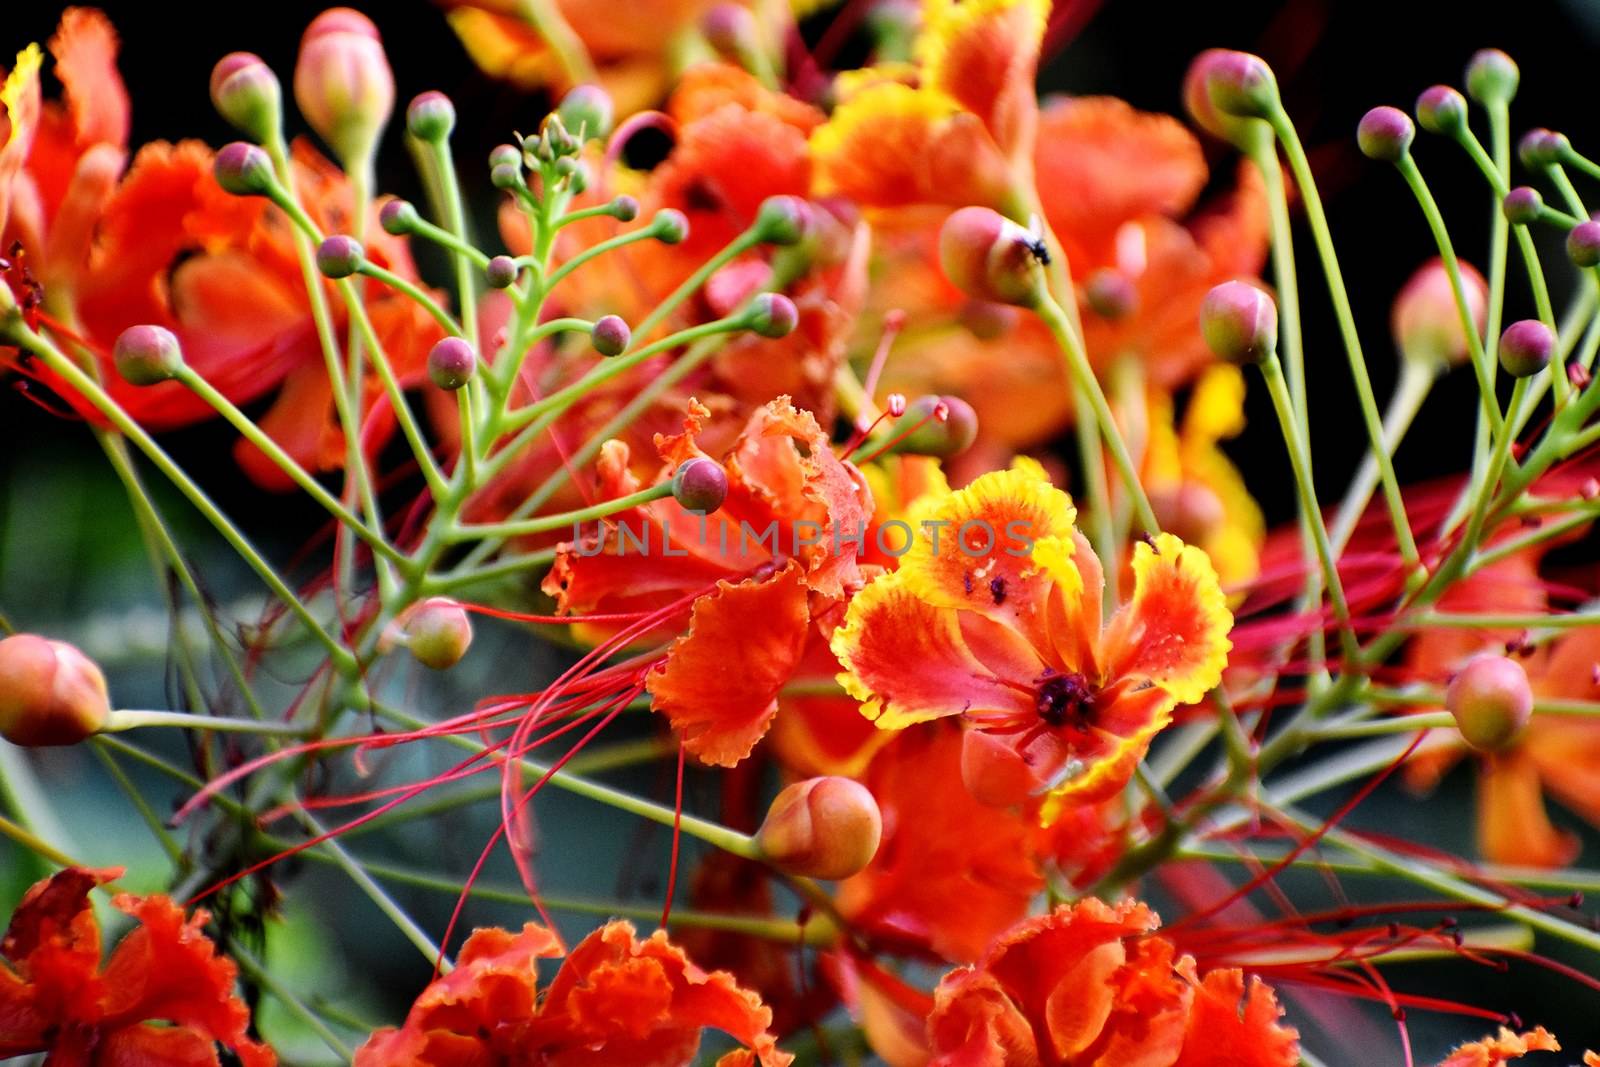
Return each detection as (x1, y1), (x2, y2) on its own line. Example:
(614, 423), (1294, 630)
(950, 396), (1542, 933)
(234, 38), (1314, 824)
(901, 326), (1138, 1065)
(921, 0), (1049, 166)
(1437, 1026), (1561, 1067)
(48, 8), (129, 149)
(1102, 532), (1232, 704)
(1173, 965), (1300, 1067)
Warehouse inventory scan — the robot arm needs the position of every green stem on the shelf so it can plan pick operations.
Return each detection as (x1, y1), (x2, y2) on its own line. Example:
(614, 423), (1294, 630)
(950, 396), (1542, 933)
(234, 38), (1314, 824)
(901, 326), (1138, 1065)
(357, 260), (464, 338)
(450, 482), (673, 541)
(103, 709), (315, 736)
(513, 0), (600, 86)
(1328, 360), (1435, 555)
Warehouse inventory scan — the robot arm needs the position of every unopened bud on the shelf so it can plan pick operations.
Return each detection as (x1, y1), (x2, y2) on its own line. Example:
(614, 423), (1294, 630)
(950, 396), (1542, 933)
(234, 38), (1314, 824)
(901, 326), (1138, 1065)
(213, 142), (274, 196)
(938, 206), (1045, 308)
(294, 7), (394, 170)
(741, 292), (796, 339)
(491, 162), (524, 190)
(1446, 654), (1532, 752)
(379, 198), (419, 235)
(113, 325), (185, 386)
(557, 84), (613, 141)
(1150, 483), (1226, 545)
(890, 395), (978, 457)
(652, 208), (690, 245)
(554, 156), (588, 194)
(0, 635), (110, 747)
(210, 52), (282, 143)
(428, 337), (477, 391)
(1084, 268), (1137, 320)
(1519, 128), (1570, 170)
(406, 90), (455, 142)
(389, 597), (473, 670)
(1203, 50), (1280, 120)
(316, 235), (364, 279)
(1569, 221), (1600, 268)
(485, 255), (518, 289)
(754, 195), (812, 246)
(1465, 49), (1519, 107)
(1503, 186), (1544, 226)
(489, 143), (521, 170)
(591, 315), (630, 356)
(608, 195), (640, 222)
(1357, 106), (1414, 163)
(671, 458), (728, 514)
(1200, 281), (1277, 365)
(756, 776), (882, 880)
(1498, 319), (1554, 378)
(703, 3), (759, 55)
(1183, 49), (1269, 148)
(1392, 258), (1488, 370)
(1415, 85), (1468, 136)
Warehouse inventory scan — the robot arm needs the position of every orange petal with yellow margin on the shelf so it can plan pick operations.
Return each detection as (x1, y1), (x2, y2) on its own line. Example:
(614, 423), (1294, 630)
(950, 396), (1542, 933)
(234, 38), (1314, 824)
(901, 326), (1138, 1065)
(922, 0), (1050, 167)
(1101, 532), (1232, 705)
(648, 562), (810, 767)
(1437, 1026), (1560, 1067)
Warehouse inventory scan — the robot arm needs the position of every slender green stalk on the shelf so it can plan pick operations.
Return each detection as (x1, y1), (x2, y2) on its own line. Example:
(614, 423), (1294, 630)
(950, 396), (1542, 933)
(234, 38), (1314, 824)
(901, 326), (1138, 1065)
(450, 482), (673, 541)
(104, 709), (316, 736)
(231, 940), (356, 1063)
(426, 137), (479, 352)
(513, 0), (599, 85)
(1328, 360), (1435, 555)
(356, 260), (465, 337)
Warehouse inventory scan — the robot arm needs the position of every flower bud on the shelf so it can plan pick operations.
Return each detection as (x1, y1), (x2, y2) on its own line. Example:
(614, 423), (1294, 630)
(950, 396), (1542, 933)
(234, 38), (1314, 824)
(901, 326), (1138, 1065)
(485, 255), (518, 289)
(1200, 281), (1277, 365)
(316, 235), (364, 279)
(890, 395), (978, 457)
(1519, 128), (1570, 170)
(1445, 654), (1532, 752)
(609, 195), (640, 223)
(1465, 48), (1519, 107)
(1391, 258), (1487, 370)
(213, 142), (274, 196)
(489, 143), (521, 170)
(756, 776), (882, 880)
(294, 7), (394, 170)
(428, 337), (476, 391)
(557, 84), (613, 141)
(653, 208), (690, 245)
(1503, 186), (1544, 226)
(1083, 268), (1137, 320)
(0, 635), (110, 747)
(703, 3), (759, 55)
(591, 315), (630, 356)
(113, 325), (185, 386)
(490, 162), (524, 191)
(1357, 106), (1414, 163)
(389, 597), (473, 670)
(1415, 85), (1467, 136)
(1498, 320), (1554, 378)
(754, 195), (811, 246)
(745, 292), (799, 338)
(210, 52), (282, 143)
(957, 300), (1020, 340)
(1151, 483), (1226, 545)
(1568, 221), (1600, 268)
(1203, 50), (1280, 120)
(1183, 49), (1268, 148)
(379, 198), (419, 235)
(960, 728), (1037, 807)
(938, 206), (1045, 308)
(554, 156), (588, 194)
(671, 458), (728, 514)
(406, 90), (455, 142)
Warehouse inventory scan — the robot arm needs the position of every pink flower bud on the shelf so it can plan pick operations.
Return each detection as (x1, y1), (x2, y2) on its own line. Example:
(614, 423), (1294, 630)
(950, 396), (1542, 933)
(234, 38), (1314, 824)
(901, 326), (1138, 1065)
(1446, 654), (1532, 752)
(1083, 268), (1137, 320)
(746, 292), (799, 338)
(485, 255), (518, 289)
(590, 315), (631, 356)
(671, 458), (728, 514)
(1357, 106), (1414, 164)
(210, 52), (282, 143)
(938, 207), (1045, 308)
(406, 90), (455, 142)
(754, 195), (812, 246)
(0, 635), (111, 747)
(1200, 281), (1277, 365)
(1203, 50), (1280, 121)
(213, 142), (275, 196)
(1465, 48), (1518, 106)
(428, 337), (477, 391)
(557, 85), (613, 142)
(1183, 50), (1267, 148)
(1519, 128), (1570, 170)
(1150, 483), (1226, 545)
(1569, 221), (1600, 268)
(294, 7), (394, 170)
(757, 776), (882, 880)
(891, 395), (978, 457)
(1415, 85), (1467, 137)
(1391, 258), (1488, 370)
(1498, 319), (1554, 379)
(379, 198), (419, 234)
(389, 597), (473, 669)
(1503, 186), (1544, 227)
(113, 325), (185, 386)
(315, 235), (364, 279)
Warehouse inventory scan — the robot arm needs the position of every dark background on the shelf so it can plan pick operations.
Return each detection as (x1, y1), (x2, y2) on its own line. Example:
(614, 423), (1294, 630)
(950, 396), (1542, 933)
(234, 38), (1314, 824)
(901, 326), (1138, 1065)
(5, 1), (1600, 1062)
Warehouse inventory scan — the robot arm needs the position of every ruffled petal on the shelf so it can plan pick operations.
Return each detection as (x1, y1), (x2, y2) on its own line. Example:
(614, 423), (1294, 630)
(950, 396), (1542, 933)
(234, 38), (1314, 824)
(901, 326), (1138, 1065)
(1173, 966), (1299, 1067)
(921, 0), (1049, 167)
(1437, 1026), (1560, 1067)
(48, 8), (129, 149)
(1102, 532), (1232, 704)
(647, 562), (810, 766)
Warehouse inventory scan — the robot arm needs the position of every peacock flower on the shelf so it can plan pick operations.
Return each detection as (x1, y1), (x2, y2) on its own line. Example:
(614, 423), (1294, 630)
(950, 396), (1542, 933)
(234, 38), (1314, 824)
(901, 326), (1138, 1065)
(355, 919), (791, 1066)
(922, 899), (1299, 1066)
(1436, 1026), (1560, 1066)
(831, 460), (1233, 818)
(811, 0), (1049, 220)
(0, 866), (276, 1066)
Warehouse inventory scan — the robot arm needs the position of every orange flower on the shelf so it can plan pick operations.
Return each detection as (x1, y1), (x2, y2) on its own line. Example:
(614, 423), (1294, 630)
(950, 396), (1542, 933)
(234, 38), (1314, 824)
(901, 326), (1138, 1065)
(1, 11), (443, 488)
(543, 396), (869, 766)
(1436, 1026), (1560, 1066)
(0, 866), (275, 1066)
(355, 919), (791, 1066)
(812, 0), (1048, 217)
(923, 899), (1299, 1067)
(831, 461), (1232, 817)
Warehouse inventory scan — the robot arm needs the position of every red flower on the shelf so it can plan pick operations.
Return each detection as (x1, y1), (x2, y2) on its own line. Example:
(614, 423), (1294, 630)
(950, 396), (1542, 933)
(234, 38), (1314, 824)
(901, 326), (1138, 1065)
(355, 919), (791, 1066)
(923, 899), (1298, 1066)
(0, 865), (276, 1066)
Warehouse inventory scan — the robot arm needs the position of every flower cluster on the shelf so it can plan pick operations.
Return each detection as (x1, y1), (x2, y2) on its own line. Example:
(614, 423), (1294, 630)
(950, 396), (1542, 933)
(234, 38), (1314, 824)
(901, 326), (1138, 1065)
(5, 2), (1600, 1064)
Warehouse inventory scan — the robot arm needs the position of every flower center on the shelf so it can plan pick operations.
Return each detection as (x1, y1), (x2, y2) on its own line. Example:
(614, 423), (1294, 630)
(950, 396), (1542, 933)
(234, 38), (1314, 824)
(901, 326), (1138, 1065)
(1035, 671), (1094, 727)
